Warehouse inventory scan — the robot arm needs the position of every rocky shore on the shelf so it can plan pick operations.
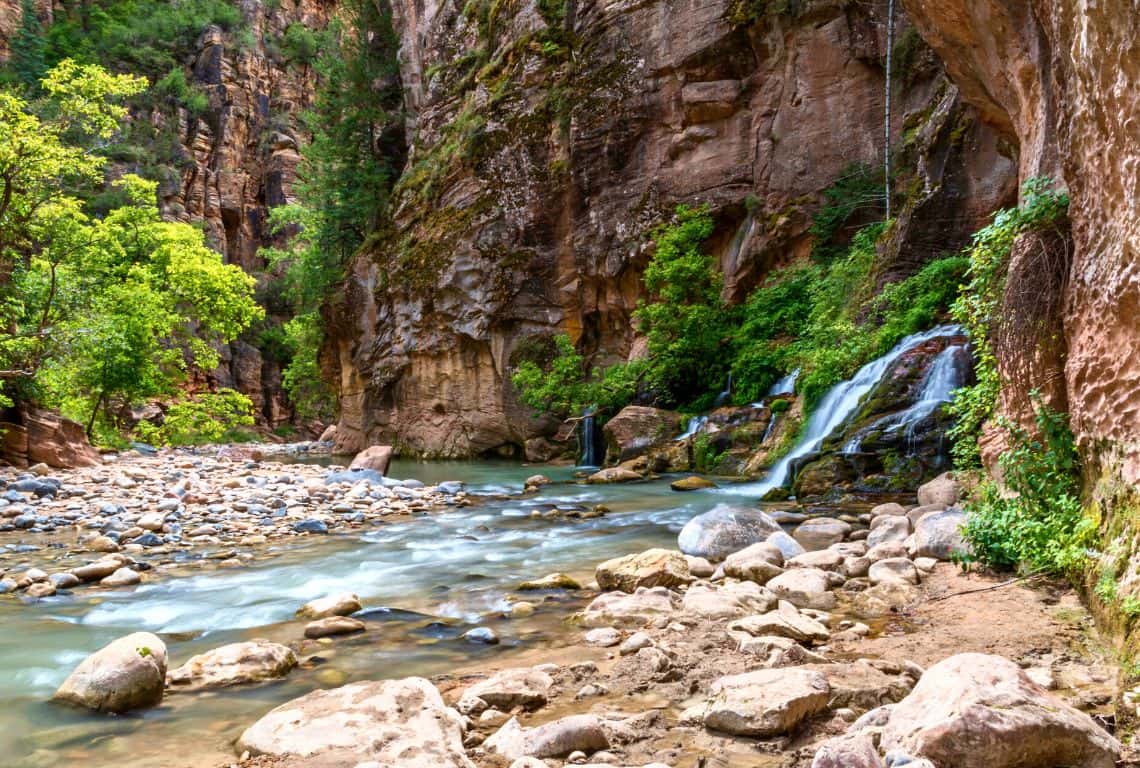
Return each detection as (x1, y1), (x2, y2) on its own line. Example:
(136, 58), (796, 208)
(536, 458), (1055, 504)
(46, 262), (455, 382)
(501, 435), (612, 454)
(0, 444), (464, 599)
(28, 466), (1129, 768)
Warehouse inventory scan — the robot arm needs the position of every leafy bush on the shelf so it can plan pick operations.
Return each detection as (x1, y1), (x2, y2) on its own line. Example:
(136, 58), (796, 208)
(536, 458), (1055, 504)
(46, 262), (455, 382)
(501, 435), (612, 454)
(136, 389), (256, 446)
(961, 393), (1094, 575)
(512, 335), (642, 418)
(948, 178), (1070, 468)
(281, 23), (322, 66)
(281, 313), (335, 421)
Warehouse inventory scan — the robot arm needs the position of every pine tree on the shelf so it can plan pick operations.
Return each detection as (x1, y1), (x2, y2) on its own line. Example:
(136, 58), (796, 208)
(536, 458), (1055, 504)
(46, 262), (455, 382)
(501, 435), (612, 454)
(10, 0), (46, 88)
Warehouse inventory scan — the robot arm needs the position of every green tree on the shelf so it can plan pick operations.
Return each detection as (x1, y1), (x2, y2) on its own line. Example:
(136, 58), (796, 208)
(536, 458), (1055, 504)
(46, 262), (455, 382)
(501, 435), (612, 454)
(10, 0), (46, 88)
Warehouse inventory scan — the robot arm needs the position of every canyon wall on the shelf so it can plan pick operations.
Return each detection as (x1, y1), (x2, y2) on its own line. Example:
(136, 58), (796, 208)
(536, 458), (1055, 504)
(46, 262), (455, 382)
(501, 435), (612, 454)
(329, 0), (1015, 457)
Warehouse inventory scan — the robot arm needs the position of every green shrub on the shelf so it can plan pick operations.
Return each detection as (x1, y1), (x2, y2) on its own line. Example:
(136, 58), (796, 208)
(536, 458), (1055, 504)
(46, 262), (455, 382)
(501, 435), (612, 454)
(281, 23), (322, 66)
(770, 398), (790, 414)
(511, 334), (642, 418)
(961, 393), (1093, 575)
(136, 389), (256, 446)
(693, 432), (724, 472)
(808, 163), (884, 262)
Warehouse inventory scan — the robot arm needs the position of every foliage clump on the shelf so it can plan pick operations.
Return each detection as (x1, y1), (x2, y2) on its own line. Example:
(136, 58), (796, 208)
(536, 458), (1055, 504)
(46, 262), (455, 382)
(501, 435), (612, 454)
(136, 389), (256, 446)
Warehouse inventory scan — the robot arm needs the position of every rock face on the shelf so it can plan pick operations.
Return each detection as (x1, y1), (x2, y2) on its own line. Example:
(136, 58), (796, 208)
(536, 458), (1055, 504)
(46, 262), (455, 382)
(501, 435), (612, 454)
(0, 405), (102, 469)
(53, 632), (167, 713)
(327, 0), (1011, 457)
(878, 653), (1120, 768)
(237, 678), (475, 767)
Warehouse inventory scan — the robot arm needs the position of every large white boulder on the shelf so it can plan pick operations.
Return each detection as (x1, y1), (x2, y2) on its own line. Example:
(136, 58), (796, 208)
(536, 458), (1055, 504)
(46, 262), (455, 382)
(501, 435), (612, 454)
(53, 632), (167, 713)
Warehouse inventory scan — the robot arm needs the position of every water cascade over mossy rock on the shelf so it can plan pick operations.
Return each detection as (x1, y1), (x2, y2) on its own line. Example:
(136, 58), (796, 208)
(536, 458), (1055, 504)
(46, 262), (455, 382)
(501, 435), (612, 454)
(52, 632), (167, 713)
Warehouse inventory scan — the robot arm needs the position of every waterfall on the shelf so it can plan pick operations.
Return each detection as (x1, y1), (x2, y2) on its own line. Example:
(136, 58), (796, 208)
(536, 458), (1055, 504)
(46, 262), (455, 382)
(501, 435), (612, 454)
(713, 372), (733, 408)
(579, 409), (600, 467)
(676, 415), (709, 441)
(844, 343), (967, 453)
(767, 368), (800, 396)
(719, 324), (963, 496)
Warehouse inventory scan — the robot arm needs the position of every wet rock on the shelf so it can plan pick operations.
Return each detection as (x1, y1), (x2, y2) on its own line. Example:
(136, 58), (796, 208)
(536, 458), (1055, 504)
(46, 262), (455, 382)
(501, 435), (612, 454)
(793, 518), (852, 551)
(519, 572), (582, 590)
(678, 504), (782, 561)
(916, 472), (963, 507)
(910, 508), (969, 560)
(50, 572), (80, 589)
(101, 567), (140, 587)
(296, 592), (361, 619)
(350, 445), (393, 476)
(237, 677), (474, 767)
(595, 548), (692, 592)
(463, 626), (500, 644)
(460, 667), (554, 712)
(579, 587), (681, 627)
(670, 475), (717, 491)
(766, 567), (836, 610)
(305, 616), (367, 639)
(682, 581), (775, 619)
(868, 558), (919, 585)
(292, 518), (328, 534)
(879, 653), (1119, 768)
(53, 632), (167, 712)
(694, 668), (830, 737)
(137, 513), (165, 532)
(603, 406), (683, 463)
(73, 559), (123, 582)
(26, 581), (56, 598)
(586, 467), (643, 484)
(812, 734), (884, 768)
(167, 641), (297, 691)
(89, 535), (120, 553)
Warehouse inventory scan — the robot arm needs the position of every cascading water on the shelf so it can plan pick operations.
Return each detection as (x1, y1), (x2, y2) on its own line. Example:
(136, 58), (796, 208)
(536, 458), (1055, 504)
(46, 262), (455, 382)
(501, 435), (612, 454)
(676, 415), (709, 441)
(579, 408), (601, 466)
(720, 325), (964, 496)
(844, 344), (967, 454)
(713, 372), (734, 408)
(767, 369), (800, 396)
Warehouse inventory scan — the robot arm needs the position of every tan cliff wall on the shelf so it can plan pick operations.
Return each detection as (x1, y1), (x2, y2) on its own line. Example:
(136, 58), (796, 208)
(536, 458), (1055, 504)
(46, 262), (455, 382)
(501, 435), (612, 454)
(902, 0), (1140, 656)
(328, 0), (1016, 458)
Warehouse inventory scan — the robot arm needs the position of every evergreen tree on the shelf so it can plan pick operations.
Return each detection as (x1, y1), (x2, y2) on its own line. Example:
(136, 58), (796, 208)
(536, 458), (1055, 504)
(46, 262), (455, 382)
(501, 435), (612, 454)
(10, 0), (46, 88)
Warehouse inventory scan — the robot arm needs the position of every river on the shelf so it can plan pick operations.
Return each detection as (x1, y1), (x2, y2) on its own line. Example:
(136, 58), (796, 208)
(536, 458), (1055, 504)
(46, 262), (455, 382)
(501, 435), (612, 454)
(0, 458), (767, 768)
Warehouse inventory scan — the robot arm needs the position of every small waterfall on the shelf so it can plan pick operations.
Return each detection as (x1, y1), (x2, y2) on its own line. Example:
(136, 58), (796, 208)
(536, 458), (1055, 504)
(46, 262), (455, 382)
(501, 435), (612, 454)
(579, 409), (601, 467)
(845, 344), (967, 453)
(720, 324), (963, 496)
(767, 368), (800, 396)
(713, 372), (733, 408)
(676, 415), (709, 441)
(760, 412), (779, 444)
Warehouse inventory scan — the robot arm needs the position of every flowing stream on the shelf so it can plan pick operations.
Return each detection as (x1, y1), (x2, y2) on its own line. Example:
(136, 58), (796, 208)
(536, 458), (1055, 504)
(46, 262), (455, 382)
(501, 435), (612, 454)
(0, 459), (764, 768)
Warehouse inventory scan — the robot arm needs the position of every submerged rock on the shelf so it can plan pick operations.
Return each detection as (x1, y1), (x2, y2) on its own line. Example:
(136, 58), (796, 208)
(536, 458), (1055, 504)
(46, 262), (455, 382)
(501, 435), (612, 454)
(167, 641), (297, 691)
(670, 475), (717, 491)
(237, 677), (474, 767)
(677, 504), (782, 561)
(586, 467), (643, 484)
(53, 632), (167, 713)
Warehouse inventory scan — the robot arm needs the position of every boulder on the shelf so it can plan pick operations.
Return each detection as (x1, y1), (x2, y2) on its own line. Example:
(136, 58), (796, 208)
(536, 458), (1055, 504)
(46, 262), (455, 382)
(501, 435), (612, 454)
(804, 660), (917, 710)
(519, 573), (582, 591)
(486, 714), (610, 760)
(53, 632), (167, 712)
(349, 445), (393, 475)
(678, 504), (782, 561)
(304, 616), (366, 638)
(786, 549), (845, 572)
(766, 568), (836, 610)
(167, 641), (297, 691)
(916, 472), (963, 507)
(724, 542), (786, 584)
(866, 516), (911, 548)
(101, 567), (141, 587)
(595, 548), (692, 592)
(579, 587), (681, 627)
(317, 424), (337, 442)
(812, 735), (885, 768)
(793, 518), (852, 551)
(868, 558), (919, 586)
(586, 467), (643, 484)
(0, 405), (102, 469)
(682, 581), (775, 619)
(697, 668), (831, 737)
(296, 592), (361, 619)
(766, 530), (807, 559)
(906, 503), (946, 526)
(910, 507), (969, 560)
(237, 678), (474, 767)
(670, 475), (717, 491)
(880, 654), (1120, 768)
(459, 667), (554, 712)
(602, 406), (682, 463)
(728, 603), (830, 645)
(869, 502), (907, 518)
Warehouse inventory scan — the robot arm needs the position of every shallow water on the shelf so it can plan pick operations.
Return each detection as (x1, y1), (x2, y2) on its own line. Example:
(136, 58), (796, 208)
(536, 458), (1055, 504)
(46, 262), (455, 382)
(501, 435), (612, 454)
(0, 460), (765, 768)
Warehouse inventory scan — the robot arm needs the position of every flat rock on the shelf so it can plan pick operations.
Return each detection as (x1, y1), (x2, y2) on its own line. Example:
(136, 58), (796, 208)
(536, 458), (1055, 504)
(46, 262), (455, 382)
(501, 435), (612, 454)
(238, 678), (474, 767)
(682, 581), (775, 619)
(586, 467), (643, 484)
(868, 557), (919, 585)
(519, 572), (582, 591)
(728, 604), (830, 645)
(460, 667), (554, 711)
(670, 475), (717, 491)
(580, 586), (681, 627)
(880, 653), (1119, 768)
(596, 548), (692, 592)
(304, 616), (366, 639)
(296, 592), (361, 619)
(53, 632), (166, 713)
(677, 504), (782, 561)
(698, 668), (830, 737)
(787, 549), (844, 572)
(167, 641), (297, 691)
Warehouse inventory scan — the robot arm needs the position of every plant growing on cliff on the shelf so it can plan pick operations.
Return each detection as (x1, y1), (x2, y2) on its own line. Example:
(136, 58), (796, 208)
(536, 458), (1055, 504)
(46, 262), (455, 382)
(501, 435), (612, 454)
(961, 393), (1094, 575)
(947, 178), (1070, 468)
(511, 335), (642, 418)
